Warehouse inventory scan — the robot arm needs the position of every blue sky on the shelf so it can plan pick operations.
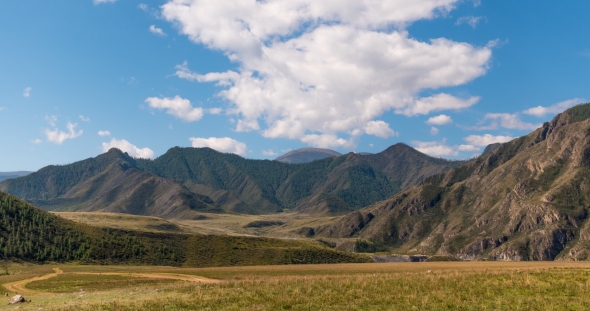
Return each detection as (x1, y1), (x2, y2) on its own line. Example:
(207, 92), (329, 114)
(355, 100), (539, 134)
(1, 0), (589, 171)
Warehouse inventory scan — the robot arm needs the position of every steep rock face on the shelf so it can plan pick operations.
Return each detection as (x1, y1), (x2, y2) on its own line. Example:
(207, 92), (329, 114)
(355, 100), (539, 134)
(316, 104), (590, 261)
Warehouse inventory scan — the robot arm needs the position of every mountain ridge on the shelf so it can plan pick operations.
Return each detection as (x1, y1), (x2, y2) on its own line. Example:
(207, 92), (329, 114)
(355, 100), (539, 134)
(0, 143), (463, 217)
(314, 103), (590, 261)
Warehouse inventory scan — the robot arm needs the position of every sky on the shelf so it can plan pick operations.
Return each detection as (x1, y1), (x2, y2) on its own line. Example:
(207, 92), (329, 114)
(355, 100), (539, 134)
(1, 0), (589, 171)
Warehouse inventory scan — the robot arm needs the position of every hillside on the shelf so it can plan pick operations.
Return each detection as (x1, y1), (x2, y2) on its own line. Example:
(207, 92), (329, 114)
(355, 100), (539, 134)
(275, 148), (342, 164)
(1, 143), (462, 216)
(315, 103), (590, 261)
(0, 171), (32, 183)
(0, 149), (219, 218)
(0, 190), (367, 266)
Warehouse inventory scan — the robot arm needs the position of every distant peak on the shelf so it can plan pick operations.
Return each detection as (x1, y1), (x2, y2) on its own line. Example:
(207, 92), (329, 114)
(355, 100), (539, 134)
(276, 148), (342, 164)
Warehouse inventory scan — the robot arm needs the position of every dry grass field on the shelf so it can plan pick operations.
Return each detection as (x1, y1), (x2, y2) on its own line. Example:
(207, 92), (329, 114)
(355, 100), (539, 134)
(56, 211), (342, 238)
(2, 262), (590, 310)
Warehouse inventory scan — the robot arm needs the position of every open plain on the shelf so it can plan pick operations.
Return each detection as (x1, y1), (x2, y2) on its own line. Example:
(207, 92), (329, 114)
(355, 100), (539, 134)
(2, 262), (590, 310)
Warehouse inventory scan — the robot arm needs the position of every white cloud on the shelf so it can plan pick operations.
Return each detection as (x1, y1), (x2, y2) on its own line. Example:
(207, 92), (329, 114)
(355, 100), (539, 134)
(412, 140), (458, 157)
(364, 121), (396, 138)
(430, 127), (439, 135)
(0, 107), (5, 112)
(44, 122), (83, 145)
(149, 25), (167, 37)
(398, 94), (479, 116)
(146, 96), (204, 122)
(300, 134), (355, 149)
(426, 114), (453, 125)
(93, 0), (117, 4)
(79, 115), (90, 122)
(31, 139), (42, 144)
(477, 113), (541, 131)
(23, 87), (32, 98)
(208, 107), (223, 115)
(262, 149), (278, 156)
(455, 16), (483, 28)
(162, 0), (492, 146)
(190, 137), (248, 155)
(458, 144), (480, 152)
(45, 115), (58, 127)
(522, 98), (586, 118)
(102, 138), (154, 159)
(472, 0), (482, 7)
(98, 130), (111, 137)
(464, 134), (514, 147)
(138, 3), (148, 11)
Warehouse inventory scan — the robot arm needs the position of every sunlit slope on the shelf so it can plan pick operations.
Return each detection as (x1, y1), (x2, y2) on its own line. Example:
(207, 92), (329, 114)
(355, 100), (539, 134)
(317, 103), (590, 261)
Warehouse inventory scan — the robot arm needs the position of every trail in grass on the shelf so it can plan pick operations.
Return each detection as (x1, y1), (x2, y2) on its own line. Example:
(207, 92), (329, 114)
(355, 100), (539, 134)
(3, 268), (63, 295)
(2, 268), (220, 295)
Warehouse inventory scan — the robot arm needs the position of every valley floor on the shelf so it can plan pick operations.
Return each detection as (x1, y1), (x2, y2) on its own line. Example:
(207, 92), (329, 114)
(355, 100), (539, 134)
(2, 262), (590, 310)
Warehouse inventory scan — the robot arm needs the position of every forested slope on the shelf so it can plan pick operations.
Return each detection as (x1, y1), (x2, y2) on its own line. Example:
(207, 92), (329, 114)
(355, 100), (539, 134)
(0, 191), (368, 266)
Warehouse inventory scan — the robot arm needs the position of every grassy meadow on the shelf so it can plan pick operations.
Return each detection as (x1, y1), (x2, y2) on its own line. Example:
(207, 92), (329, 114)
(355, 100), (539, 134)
(2, 262), (590, 310)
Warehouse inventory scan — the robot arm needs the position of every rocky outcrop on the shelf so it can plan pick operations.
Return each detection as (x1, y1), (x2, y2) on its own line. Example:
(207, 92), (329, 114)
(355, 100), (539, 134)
(317, 103), (590, 261)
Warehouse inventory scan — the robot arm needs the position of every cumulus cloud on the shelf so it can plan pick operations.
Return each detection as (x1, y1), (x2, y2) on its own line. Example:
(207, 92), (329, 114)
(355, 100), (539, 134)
(455, 16), (483, 28)
(93, 0), (117, 4)
(364, 121), (396, 139)
(23, 87), (32, 98)
(208, 107), (223, 115)
(430, 127), (439, 135)
(412, 140), (458, 157)
(464, 134), (514, 147)
(398, 94), (479, 116)
(0, 107), (5, 112)
(102, 138), (154, 159)
(458, 144), (480, 152)
(426, 114), (453, 125)
(149, 25), (167, 36)
(98, 130), (111, 137)
(146, 96), (204, 122)
(476, 113), (541, 131)
(262, 149), (278, 156)
(300, 134), (355, 149)
(44, 122), (83, 145)
(31, 139), (42, 144)
(162, 0), (492, 146)
(79, 115), (90, 122)
(522, 98), (586, 118)
(190, 137), (248, 155)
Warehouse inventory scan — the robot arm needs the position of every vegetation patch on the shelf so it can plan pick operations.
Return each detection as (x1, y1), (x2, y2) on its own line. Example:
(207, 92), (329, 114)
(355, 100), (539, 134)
(27, 274), (181, 293)
(243, 220), (285, 228)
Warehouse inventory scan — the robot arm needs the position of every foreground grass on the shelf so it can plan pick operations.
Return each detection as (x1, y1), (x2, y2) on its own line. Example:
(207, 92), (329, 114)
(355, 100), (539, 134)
(3, 262), (590, 310)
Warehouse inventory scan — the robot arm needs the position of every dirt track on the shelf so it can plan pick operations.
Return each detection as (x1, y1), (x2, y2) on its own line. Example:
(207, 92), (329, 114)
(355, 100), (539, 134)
(2, 268), (220, 295)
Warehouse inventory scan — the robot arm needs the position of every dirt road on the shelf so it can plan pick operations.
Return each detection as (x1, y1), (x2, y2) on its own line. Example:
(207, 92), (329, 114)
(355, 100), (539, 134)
(2, 268), (220, 295)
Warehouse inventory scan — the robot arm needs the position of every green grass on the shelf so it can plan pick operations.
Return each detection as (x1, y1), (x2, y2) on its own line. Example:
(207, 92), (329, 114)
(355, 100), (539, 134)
(26, 274), (181, 293)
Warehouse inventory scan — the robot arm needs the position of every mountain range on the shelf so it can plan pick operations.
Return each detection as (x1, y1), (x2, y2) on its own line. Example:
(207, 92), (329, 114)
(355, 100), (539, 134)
(0, 143), (464, 217)
(315, 103), (590, 261)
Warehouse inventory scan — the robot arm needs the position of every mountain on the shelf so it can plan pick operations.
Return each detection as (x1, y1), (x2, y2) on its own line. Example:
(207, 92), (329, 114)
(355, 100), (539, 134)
(276, 148), (342, 164)
(315, 103), (590, 261)
(481, 143), (502, 156)
(0, 144), (464, 216)
(0, 171), (32, 183)
(0, 190), (367, 266)
(0, 149), (220, 218)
